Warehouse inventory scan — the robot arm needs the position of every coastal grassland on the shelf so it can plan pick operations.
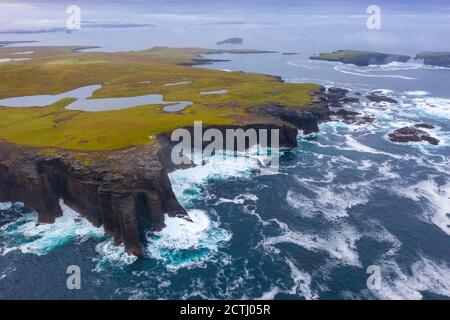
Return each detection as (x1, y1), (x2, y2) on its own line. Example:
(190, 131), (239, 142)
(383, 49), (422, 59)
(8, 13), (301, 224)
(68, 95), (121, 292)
(0, 46), (318, 151)
(0, 99), (241, 150)
(310, 50), (370, 61)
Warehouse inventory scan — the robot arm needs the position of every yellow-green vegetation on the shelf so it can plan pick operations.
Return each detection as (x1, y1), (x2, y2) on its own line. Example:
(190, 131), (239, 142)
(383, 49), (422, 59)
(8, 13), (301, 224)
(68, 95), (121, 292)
(310, 50), (375, 61)
(0, 46), (318, 151)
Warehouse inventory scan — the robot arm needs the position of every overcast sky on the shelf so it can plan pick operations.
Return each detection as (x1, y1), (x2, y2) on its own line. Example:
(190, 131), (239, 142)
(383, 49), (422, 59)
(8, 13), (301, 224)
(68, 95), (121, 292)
(1, 0), (449, 53)
(1, 0), (449, 31)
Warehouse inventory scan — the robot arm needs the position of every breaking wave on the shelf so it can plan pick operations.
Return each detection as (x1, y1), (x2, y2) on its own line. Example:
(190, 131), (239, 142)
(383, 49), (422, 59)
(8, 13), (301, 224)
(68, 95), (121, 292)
(334, 63), (417, 80)
(394, 178), (450, 236)
(145, 210), (231, 271)
(261, 219), (362, 267)
(0, 200), (105, 256)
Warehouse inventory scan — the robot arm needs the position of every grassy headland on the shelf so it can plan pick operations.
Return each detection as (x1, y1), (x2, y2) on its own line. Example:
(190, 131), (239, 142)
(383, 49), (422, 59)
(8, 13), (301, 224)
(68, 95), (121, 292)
(0, 46), (318, 151)
(310, 50), (410, 66)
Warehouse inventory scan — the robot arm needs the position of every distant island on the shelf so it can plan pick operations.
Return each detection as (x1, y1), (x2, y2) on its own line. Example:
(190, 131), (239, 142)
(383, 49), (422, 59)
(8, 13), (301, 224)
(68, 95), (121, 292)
(0, 40), (38, 47)
(217, 37), (243, 45)
(310, 50), (411, 66)
(415, 52), (450, 67)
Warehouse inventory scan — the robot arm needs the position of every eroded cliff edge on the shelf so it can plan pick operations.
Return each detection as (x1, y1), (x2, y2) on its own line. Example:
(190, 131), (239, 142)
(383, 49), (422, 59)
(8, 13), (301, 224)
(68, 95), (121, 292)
(0, 124), (301, 257)
(0, 86), (344, 257)
(0, 142), (186, 257)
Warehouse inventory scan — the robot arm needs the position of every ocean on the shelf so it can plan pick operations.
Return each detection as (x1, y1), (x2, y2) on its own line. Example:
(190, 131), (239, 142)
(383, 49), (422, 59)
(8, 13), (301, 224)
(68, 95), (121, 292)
(1, 30), (450, 300)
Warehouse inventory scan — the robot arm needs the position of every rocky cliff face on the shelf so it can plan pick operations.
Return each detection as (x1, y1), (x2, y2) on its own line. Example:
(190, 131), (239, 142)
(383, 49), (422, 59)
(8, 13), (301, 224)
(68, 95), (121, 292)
(0, 123), (299, 257)
(0, 87), (342, 257)
(0, 141), (186, 257)
(310, 50), (411, 66)
(415, 52), (450, 67)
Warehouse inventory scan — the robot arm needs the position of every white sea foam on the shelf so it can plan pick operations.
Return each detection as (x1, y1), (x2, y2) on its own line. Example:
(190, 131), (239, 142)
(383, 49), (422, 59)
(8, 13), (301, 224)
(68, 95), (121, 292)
(285, 258), (319, 300)
(1, 200), (104, 256)
(286, 183), (368, 220)
(216, 193), (258, 205)
(256, 258), (319, 300)
(262, 219), (361, 267)
(145, 209), (231, 271)
(395, 178), (450, 236)
(0, 266), (16, 281)
(404, 90), (430, 97)
(0, 202), (12, 211)
(169, 150), (261, 206)
(342, 135), (401, 159)
(412, 96), (450, 119)
(256, 287), (281, 300)
(369, 256), (450, 300)
(94, 239), (137, 271)
(377, 161), (401, 180)
(365, 220), (402, 257)
(334, 64), (416, 80)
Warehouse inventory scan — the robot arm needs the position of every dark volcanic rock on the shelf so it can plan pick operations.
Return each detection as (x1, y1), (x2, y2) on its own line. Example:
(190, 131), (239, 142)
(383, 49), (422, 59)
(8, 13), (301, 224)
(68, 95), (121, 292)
(0, 141), (187, 257)
(332, 109), (360, 123)
(414, 123), (435, 129)
(328, 87), (349, 96)
(367, 93), (398, 104)
(260, 105), (320, 135)
(259, 86), (362, 133)
(326, 87), (354, 108)
(389, 126), (440, 145)
(357, 115), (375, 125)
(415, 52), (450, 68)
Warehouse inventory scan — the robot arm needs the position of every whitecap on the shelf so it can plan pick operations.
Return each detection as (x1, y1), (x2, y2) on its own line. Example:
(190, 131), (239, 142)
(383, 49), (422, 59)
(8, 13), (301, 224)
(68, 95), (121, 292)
(216, 193), (258, 205)
(256, 287), (281, 300)
(395, 178), (450, 236)
(94, 239), (137, 271)
(377, 161), (401, 180)
(285, 258), (319, 300)
(343, 135), (401, 158)
(404, 90), (430, 97)
(145, 209), (231, 271)
(262, 219), (361, 267)
(368, 256), (450, 300)
(0, 202), (12, 211)
(334, 64), (416, 80)
(1, 200), (105, 256)
(365, 219), (402, 257)
(169, 150), (261, 206)
(286, 182), (369, 220)
(412, 96), (450, 119)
